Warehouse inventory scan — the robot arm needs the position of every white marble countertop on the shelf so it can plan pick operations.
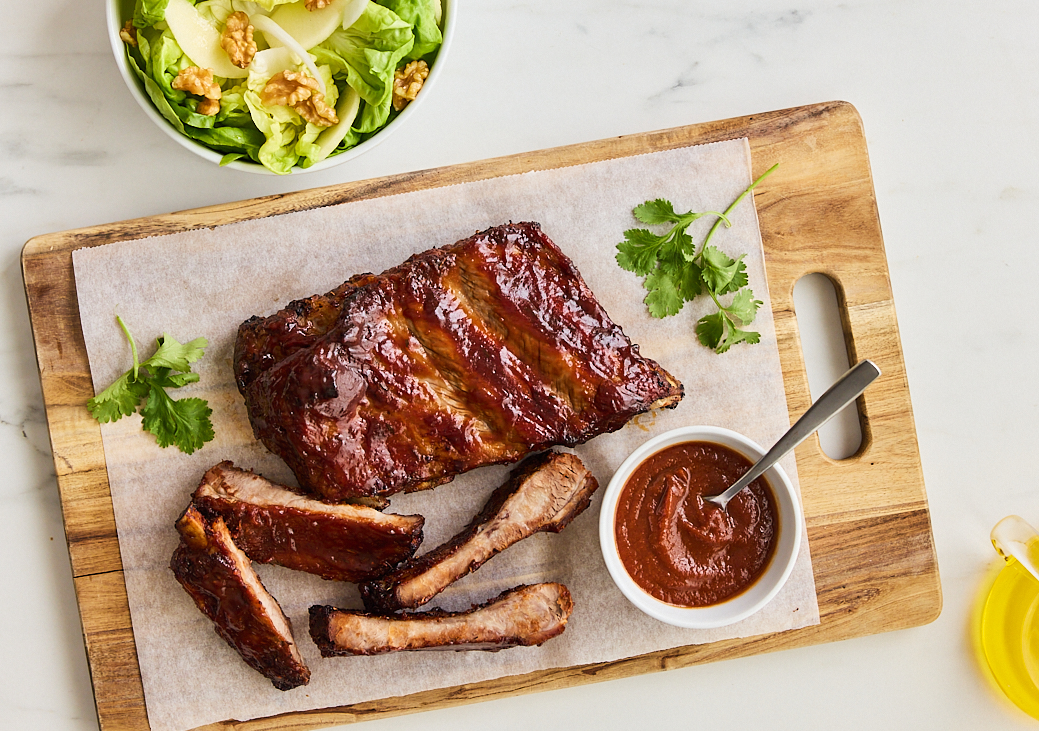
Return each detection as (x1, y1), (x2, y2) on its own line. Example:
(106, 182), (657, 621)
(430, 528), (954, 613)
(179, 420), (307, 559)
(4, 1), (1039, 729)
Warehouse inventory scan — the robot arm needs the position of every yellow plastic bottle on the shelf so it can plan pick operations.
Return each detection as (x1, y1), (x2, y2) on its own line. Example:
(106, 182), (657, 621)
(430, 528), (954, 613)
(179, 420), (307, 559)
(977, 515), (1039, 719)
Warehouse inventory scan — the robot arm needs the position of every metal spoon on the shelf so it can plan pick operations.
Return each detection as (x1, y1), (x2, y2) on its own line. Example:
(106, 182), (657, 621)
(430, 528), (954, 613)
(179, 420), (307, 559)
(705, 359), (882, 511)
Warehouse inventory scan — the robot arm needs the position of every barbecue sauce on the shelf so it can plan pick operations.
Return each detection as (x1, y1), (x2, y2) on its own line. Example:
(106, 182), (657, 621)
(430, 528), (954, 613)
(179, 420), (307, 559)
(614, 441), (778, 607)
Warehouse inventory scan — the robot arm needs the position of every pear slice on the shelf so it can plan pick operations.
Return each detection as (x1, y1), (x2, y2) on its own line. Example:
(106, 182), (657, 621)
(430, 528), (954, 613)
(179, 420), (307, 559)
(267, 0), (367, 51)
(165, 0), (249, 78)
(311, 84), (361, 163)
(251, 15), (326, 93)
(249, 47), (297, 81)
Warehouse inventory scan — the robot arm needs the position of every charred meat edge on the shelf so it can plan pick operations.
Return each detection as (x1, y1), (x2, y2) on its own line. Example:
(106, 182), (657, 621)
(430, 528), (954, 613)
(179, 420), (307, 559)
(193, 461), (424, 582)
(360, 451), (598, 612)
(234, 275), (373, 394)
(310, 582), (574, 656)
(170, 505), (310, 691)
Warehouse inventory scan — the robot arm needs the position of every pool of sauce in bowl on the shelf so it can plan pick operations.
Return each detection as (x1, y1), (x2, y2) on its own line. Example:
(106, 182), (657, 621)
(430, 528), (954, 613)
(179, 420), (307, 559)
(615, 441), (778, 607)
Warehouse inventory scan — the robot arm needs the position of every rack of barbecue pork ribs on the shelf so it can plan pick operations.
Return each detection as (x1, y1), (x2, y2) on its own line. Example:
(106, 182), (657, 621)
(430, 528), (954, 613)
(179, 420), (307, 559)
(170, 223), (683, 689)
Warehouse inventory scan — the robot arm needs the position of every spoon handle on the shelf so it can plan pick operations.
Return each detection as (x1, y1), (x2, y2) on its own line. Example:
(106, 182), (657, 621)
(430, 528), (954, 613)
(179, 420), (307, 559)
(710, 359), (881, 509)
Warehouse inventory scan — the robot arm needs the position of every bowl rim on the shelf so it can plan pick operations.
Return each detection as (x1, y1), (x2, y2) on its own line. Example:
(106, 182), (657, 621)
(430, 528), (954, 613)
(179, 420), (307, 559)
(106, 0), (456, 175)
(598, 425), (803, 629)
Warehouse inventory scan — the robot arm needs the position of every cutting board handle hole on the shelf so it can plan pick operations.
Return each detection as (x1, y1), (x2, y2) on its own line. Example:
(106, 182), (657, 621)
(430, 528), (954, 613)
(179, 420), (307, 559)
(793, 273), (864, 460)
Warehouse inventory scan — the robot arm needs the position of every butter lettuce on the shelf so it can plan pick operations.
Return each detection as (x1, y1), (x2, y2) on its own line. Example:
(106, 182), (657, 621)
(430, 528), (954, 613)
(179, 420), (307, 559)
(125, 0), (442, 173)
(133, 0), (170, 28)
(311, 3), (414, 135)
(243, 51), (340, 173)
(128, 27), (266, 159)
(379, 0), (441, 59)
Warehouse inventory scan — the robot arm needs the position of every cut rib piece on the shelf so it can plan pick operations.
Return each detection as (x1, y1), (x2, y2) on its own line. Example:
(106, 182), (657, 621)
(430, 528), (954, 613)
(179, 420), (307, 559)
(360, 452), (598, 612)
(309, 583), (574, 656)
(239, 222), (683, 502)
(170, 505), (310, 691)
(192, 461), (424, 582)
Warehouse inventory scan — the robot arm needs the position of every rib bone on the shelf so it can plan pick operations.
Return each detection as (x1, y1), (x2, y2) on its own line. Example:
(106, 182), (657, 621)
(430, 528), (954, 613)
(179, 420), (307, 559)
(310, 583), (574, 656)
(360, 451), (597, 612)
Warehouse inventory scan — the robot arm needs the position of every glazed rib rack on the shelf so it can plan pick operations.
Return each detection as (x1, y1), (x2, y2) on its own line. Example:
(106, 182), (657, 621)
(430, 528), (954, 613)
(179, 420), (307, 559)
(236, 222), (683, 503)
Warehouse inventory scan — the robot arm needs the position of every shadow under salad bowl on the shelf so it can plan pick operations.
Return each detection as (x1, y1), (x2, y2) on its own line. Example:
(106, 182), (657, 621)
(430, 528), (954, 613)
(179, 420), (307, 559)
(107, 0), (455, 175)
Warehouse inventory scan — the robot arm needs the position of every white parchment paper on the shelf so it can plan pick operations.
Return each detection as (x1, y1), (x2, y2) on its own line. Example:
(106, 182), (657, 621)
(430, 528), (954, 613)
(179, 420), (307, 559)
(73, 138), (819, 731)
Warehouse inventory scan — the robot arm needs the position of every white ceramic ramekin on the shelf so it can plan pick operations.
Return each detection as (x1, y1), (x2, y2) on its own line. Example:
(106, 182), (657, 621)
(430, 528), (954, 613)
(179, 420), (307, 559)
(598, 425), (803, 629)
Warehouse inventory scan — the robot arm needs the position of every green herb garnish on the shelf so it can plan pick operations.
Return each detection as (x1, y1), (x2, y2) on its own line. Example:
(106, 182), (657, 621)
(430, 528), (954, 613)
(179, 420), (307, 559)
(616, 163), (779, 353)
(88, 316), (214, 454)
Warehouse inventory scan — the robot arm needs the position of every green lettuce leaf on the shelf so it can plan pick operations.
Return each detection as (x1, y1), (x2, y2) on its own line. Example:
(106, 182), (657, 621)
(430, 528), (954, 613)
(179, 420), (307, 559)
(134, 0), (170, 28)
(127, 28), (265, 161)
(379, 0), (443, 59)
(244, 56), (339, 173)
(126, 33), (188, 134)
(312, 3), (414, 133)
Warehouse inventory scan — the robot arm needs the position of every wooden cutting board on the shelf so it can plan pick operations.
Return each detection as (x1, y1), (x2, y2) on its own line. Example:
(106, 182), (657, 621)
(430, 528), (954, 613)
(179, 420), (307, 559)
(22, 101), (940, 731)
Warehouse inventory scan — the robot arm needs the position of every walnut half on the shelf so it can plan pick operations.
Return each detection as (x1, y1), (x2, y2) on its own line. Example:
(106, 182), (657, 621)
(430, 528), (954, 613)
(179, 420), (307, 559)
(119, 20), (137, 47)
(197, 98), (221, 116)
(260, 71), (338, 127)
(392, 60), (429, 111)
(172, 66), (222, 116)
(221, 11), (256, 69)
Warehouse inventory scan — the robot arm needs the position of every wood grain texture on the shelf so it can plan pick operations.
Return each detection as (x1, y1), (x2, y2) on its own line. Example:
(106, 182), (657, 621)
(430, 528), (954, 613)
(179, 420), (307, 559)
(22, 101), (940, 731)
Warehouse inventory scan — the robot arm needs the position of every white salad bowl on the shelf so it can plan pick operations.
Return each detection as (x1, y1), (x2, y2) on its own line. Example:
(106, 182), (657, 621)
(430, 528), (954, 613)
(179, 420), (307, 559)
(107, 0), (455, 174)
(598, 425), (803, 629)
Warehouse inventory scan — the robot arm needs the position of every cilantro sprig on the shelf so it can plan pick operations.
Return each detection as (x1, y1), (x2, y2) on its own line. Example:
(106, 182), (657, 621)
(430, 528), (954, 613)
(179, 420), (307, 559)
(88, 316), (215, 454)
(616, 163), (778, 353)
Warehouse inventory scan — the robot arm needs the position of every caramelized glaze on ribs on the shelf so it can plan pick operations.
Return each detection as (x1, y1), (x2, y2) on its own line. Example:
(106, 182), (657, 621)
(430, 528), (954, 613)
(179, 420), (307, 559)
(192, 461), (424, 582)
(235, 275), (370, 395)
(360, 452), (598, 612)
(309, 583), (574, 656)
(170, 506), (310, 691)
(238, 222), (683, 502)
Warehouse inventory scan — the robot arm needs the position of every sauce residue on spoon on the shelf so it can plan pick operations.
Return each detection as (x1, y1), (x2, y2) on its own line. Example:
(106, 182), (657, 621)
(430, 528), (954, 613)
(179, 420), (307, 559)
(614, 441), (778, 607)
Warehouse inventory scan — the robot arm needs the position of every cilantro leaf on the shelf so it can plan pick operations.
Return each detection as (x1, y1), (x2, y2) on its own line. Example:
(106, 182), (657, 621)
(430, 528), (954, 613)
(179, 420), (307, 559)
(147, 367), (202, 390)
(158, 371), (202, 388)
(88, 373), (150, 423)
(700, 246), (744, 293)
(716, 322), (762, 354)
(616, 228), (662, 275)
(644, 269), (684, 318)
(659, 228), (693, 271)
(676, 260), (704, 301)
(695, 311), (726, 350)
(86, 316), (214, 453)
(145, 334), (208, 372)
(140, 388), (214, 454)
(633, 199), (681, 225)
(724, 288), (762, 326)
(724, 260), (750, 295)
(614, 163), (778, 354)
